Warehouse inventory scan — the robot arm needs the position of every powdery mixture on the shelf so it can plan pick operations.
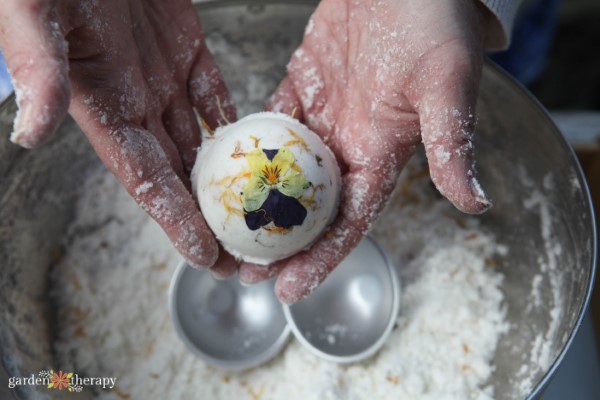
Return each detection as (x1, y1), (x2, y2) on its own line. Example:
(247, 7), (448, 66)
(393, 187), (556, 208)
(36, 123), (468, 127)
(51, 159), (508, 400)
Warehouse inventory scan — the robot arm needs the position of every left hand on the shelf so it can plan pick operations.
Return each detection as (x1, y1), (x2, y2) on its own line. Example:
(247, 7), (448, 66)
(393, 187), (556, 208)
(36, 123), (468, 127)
(0, 0), (238, 276)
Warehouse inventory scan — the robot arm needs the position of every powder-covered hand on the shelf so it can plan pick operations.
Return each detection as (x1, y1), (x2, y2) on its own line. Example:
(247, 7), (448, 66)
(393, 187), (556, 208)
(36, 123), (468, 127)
(0, 0), (238, 274)
(239, 0), (494, 303)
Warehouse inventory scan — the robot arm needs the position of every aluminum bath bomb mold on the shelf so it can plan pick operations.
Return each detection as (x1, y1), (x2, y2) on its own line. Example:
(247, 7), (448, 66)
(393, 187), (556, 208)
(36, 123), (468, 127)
(192, 112), (342, 265)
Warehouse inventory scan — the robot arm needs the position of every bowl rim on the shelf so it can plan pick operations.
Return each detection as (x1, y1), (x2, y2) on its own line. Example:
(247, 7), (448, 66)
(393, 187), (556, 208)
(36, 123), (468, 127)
(168, 260), (291, 371)
(482, 59), (598, 399)
(282, 235), (401, 364)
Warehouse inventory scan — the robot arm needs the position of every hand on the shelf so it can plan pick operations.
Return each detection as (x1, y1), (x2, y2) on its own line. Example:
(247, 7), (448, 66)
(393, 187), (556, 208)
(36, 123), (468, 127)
(0, 0), (238, 275)
(239, 0), (493, 303)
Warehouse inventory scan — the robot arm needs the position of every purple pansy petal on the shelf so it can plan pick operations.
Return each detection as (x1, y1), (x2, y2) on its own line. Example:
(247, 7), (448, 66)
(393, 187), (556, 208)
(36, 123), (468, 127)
(263, 189), (307, 228)
(243, 189), (307, 230)
(263, 149), (279, 161)
(244, 208), (272, 231)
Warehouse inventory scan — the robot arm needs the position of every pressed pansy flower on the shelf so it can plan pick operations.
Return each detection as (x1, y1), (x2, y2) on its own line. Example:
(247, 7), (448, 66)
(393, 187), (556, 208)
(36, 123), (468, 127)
(241, 147), (311, 230)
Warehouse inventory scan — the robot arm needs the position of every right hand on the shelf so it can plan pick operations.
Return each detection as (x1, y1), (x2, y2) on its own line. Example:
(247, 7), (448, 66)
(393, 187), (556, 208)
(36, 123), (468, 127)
(239, 0), (493, 303)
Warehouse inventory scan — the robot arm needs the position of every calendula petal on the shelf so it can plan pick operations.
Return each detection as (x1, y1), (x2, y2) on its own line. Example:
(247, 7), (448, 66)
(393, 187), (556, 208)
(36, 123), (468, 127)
(278, 173), (311, 198)
(245, 148), (270, 176)
(242, 176), (270, 212)
(271, 147), (294, 176)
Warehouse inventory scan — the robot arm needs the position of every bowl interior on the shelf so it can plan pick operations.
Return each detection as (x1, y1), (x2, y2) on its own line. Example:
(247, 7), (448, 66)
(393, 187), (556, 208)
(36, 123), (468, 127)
(475, 63), (596, 397)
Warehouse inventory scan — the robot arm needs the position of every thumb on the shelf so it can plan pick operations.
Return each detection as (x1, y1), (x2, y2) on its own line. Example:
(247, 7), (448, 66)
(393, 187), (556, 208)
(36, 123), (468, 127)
(412, 49), (491, 214)
(0, 0), (70, 148)
(266, 76), (304, 120)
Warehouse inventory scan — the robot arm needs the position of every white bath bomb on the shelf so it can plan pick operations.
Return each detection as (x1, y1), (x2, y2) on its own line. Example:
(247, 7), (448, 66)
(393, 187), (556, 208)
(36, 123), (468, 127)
(192, 112), (342, 265)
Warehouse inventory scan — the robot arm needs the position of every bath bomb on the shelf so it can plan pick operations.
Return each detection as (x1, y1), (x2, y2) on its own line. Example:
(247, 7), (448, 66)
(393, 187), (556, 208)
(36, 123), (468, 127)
(192, 112), (342, 265)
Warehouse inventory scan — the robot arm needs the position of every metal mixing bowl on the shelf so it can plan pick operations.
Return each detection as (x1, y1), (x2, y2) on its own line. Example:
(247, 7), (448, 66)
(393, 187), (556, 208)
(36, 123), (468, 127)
(0, 1), (596, 399)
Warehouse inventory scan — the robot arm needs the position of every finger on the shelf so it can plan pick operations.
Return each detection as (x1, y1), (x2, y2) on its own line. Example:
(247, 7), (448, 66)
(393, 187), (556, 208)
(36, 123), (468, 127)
(281, 46), (333, 131)
(275, 165), (404, 304)
(0, 0), (70, 148)
(272, 107), (416, 303)
(266, 76), (304, 121)
(209, 246), (239, 280)
(188, 46), (236, 129)
(238, 259), (287, 285)
(143, 115), (191, 181)
(81, 119), (219, 269)
(411, 48), (491, 214)
(162, 96), (201, 175)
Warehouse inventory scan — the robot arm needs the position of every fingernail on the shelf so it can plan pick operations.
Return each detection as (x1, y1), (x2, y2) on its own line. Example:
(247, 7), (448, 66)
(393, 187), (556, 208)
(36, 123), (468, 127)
(179, 238), (219, 270)
(10, 108), (34, 148)
(10, 80), (32, 147)
(185, 259), (205, 270)
(184, 253), (217, 270)
(238, 273), (263, 286)
(470, 177), (492, 212)
(238, 271), (254, 285)
(210, 270), (228, 281)
(10, 128), (37, 149)
(239, 279), (251, 287)
(9, 129), (26, 146)
(276, 292), (296, 305)
(277, 289), (309, 305)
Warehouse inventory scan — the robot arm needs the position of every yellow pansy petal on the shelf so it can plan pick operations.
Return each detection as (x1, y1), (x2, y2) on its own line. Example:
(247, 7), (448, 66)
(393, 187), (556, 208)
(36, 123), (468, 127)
(278, 173), (311, 198)
(242, 176), (270, 212)
(245, 148), (270, 176)
(271, 147), (294, 177)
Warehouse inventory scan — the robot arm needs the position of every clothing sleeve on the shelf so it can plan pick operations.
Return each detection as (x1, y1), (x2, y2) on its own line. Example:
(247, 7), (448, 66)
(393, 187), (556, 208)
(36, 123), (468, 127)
(479, 0), (524, 49)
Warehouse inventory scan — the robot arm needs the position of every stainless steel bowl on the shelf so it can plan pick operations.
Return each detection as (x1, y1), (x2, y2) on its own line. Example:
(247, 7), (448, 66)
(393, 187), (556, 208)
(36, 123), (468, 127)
(0, 1), (596, 399)
(169, 261), (290, 370)
(283, 236), (400, 363)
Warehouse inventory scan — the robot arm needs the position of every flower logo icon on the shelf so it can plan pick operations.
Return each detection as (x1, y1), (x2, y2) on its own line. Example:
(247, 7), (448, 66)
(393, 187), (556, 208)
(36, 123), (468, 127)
(48, 370), (72, 390)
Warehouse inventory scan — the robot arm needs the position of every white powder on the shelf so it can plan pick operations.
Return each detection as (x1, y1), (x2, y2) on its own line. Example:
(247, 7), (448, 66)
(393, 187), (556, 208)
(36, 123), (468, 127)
(513, 172), (565, 394)
(51, 159), (508, 399)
